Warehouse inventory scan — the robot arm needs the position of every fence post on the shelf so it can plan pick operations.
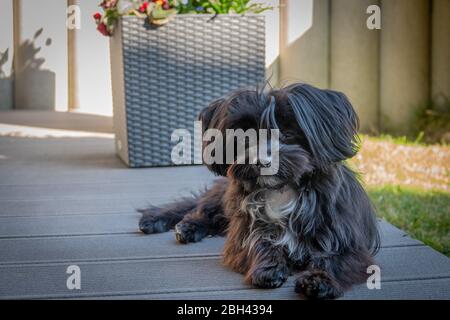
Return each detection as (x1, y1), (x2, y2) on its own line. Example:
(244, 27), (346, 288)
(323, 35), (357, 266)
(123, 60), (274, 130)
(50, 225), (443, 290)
(330, 0), (380, 134)
(0, 0), (14, 110)
(279, 0), (330, 88)
(380, 0), (430, 135)
(431, 0), (450, 103)
(13, 0), (69, 111)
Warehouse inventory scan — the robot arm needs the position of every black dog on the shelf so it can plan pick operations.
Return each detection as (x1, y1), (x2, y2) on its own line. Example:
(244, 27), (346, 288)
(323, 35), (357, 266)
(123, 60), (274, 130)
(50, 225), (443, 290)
(139, 83), (380, 299)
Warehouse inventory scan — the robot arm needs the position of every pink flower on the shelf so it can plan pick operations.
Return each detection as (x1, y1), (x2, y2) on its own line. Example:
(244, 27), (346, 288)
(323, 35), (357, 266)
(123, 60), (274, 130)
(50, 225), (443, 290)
(100, 0), (118, 10)
(139, 2), (149, 13)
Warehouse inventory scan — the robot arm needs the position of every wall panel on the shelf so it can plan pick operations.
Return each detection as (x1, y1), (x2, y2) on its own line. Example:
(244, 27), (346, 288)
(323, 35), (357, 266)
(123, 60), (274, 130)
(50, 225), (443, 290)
(380, 0), (430, 134)
(0, 0), (14, 110)
(330, 0), (380, 133)
(14, 0), (68, 111)
(280, 0), (330, 88)
(431, 0), (450, 102)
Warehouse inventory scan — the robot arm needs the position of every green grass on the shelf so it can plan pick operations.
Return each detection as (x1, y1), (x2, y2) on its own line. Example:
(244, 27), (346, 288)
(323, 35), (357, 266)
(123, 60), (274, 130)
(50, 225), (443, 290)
(368, 185), (450, 256)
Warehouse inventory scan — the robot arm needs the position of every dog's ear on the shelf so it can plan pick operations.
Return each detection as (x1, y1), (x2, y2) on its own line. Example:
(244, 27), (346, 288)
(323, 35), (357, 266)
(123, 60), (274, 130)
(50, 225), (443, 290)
(198, 98), (222, 131)
(286, 84), (360, 168)
(198, 98), (229, 176)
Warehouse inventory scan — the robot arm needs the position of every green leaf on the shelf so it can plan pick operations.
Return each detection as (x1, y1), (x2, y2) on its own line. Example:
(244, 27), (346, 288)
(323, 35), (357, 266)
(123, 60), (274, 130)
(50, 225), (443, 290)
(152, 7), (177, 19)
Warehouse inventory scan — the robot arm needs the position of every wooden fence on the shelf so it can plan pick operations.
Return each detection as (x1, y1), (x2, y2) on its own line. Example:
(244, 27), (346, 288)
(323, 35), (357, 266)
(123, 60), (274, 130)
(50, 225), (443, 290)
(1, 0), (449, 134)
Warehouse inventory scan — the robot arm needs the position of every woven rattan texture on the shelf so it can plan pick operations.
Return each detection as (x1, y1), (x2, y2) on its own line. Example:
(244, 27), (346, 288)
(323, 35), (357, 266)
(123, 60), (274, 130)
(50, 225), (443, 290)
(119, 15), (265, 167)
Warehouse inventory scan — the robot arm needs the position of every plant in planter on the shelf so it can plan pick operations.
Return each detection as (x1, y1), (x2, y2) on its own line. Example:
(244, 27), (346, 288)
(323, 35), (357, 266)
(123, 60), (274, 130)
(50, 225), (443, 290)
(98, 0), (270, 167)
(94, 0), (272, 35)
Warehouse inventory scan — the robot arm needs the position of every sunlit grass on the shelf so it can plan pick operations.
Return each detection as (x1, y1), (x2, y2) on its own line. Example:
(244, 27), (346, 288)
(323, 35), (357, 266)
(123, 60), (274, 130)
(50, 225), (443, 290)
(368, 185), (449, 256)
(351, 134), (450, 256)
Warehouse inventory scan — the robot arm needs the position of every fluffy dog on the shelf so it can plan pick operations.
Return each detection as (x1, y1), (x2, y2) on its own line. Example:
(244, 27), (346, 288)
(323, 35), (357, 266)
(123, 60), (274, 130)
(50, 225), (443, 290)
(139, 83), (380, 299)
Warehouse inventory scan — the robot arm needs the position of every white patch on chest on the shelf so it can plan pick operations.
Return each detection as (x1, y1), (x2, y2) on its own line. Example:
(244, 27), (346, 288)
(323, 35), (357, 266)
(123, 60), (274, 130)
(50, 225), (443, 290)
(241, 186), (297, 224)
(263, 187), (298, 221)
(241, 186), (303, 258)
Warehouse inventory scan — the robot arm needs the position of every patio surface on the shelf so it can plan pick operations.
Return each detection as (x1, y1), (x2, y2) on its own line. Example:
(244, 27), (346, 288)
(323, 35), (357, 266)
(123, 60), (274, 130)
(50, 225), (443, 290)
(0, 111), (449, 299)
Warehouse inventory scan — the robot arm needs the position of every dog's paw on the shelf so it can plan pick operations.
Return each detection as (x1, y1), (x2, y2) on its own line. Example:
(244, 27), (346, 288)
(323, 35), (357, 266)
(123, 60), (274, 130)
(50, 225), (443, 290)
(138, 209), (168, 234)
(174, 221), (207, 244)
(249, 264), (289, 289)
(295, 270), (342, 300)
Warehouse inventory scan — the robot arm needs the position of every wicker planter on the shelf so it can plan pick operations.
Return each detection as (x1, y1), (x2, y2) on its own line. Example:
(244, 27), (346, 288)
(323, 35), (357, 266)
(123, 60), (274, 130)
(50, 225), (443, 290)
(110, 14), (265, 167)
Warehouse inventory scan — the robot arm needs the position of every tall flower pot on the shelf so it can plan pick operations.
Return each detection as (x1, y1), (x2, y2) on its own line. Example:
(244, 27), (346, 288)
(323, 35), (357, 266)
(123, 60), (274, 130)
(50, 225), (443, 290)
(110, 14), (265, 167)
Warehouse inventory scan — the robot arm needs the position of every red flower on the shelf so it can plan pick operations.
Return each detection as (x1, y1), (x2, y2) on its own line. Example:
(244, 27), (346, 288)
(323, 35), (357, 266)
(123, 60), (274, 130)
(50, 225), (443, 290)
(93, 12), (102, 21)
(97, 23), (110, 36)
(139, 1), (149, 13)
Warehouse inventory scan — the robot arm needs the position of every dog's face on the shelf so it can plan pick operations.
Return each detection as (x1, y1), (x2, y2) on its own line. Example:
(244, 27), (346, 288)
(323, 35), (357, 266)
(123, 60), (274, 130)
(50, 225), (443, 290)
(199, 84), (360, 189)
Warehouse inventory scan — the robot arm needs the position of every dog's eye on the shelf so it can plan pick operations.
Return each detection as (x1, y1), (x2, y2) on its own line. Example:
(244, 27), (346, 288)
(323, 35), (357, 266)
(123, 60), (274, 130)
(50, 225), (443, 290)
(281, 132), (295, 141)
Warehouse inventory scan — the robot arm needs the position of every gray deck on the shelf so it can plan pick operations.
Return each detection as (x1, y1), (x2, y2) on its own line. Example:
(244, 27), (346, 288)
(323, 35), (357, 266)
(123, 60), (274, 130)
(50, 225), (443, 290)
(0, 111), (449, 300)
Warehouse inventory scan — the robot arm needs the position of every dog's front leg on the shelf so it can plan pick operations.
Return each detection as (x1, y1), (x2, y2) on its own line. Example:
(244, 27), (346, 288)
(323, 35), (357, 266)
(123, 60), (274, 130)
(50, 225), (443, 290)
(174, 205), (227, 244)
(138, 197), (198, 234)
(295, 250), (374, 299)
(245, 240), (289, 289)
(174, 180), (229, 244)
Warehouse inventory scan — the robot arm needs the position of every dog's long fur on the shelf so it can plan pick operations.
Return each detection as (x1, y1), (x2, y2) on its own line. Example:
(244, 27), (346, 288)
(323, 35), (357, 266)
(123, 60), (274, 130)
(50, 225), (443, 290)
(139, 83), (380, 299)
